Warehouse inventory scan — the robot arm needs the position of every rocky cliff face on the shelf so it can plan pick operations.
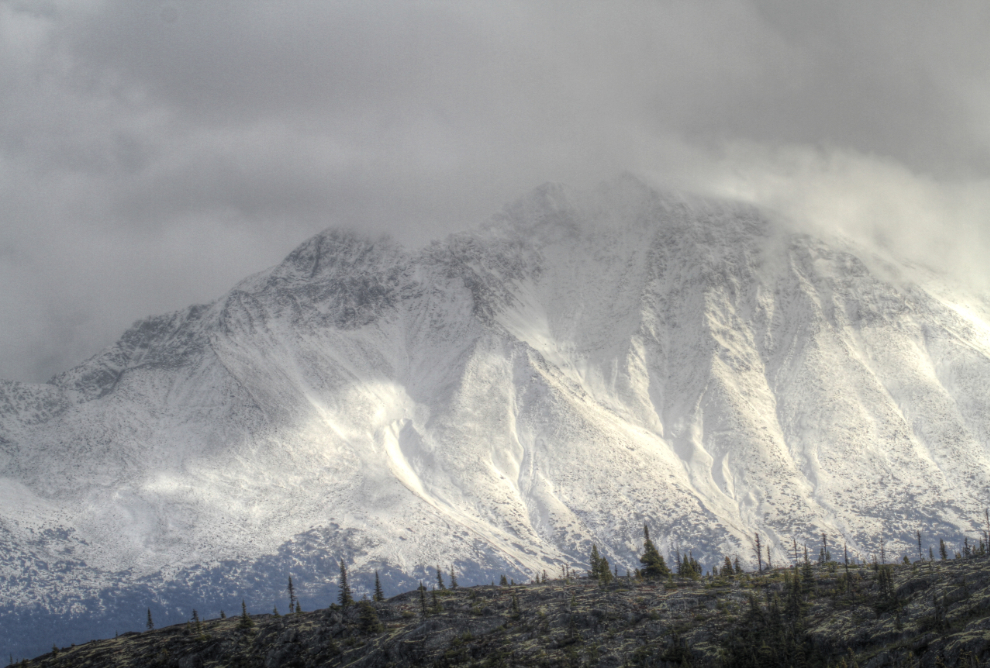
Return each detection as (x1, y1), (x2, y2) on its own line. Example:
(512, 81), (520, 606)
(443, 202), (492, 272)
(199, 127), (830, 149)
(2, 176), (990, 658)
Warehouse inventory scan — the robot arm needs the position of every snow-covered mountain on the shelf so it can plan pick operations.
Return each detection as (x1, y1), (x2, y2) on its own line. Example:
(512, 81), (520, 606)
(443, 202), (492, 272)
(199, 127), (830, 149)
(2, 175), (990, 657)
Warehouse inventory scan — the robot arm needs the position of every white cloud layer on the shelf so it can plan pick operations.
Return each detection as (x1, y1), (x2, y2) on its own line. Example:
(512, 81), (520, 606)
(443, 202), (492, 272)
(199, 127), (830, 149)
(1, 0), (989, 380)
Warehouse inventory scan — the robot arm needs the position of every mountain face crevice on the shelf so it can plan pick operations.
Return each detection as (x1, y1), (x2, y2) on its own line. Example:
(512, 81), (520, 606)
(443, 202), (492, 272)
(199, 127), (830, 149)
(2, 177), (990, 658)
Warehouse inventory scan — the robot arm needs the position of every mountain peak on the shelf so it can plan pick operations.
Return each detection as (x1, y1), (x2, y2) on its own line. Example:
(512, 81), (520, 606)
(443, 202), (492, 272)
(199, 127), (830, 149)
(3, 178), (990, 659)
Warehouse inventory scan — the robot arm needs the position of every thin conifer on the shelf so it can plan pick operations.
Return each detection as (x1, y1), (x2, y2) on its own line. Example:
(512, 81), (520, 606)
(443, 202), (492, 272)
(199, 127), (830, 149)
(191, 609), (203, 637)
(146, 608), (154, 631)
(754, 533), (763, 573)
(239, 600), (254, 629)
(339, 560), (354, 607)
(287, 576), (296, 614)
(431, 590), (443, 614)
(589, 544), (602, 578)
(450, 566), (458, 589)
(801, 546), (814, 590)
(418, 582), (428, 617)
(436, 565), (446, 590)
(373, 570), (385, 602)
(640, 524), (670, 578)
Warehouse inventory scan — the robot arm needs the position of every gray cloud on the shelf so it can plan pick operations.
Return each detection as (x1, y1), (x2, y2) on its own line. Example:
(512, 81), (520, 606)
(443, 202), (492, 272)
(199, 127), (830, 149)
(1, 0), (989, 381)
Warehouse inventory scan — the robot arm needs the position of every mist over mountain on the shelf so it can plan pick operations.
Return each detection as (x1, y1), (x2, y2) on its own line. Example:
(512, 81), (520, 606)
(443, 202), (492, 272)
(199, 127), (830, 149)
(2, 176), (989, 659)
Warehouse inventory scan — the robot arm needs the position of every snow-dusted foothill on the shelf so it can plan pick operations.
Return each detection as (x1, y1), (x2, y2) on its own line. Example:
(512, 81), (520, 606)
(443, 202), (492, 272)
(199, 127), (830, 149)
(2, 175), (989, 658)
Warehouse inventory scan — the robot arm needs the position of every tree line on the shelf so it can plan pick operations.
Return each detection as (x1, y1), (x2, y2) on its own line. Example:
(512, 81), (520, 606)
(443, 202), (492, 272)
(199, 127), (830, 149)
(137, 509), (989, 638)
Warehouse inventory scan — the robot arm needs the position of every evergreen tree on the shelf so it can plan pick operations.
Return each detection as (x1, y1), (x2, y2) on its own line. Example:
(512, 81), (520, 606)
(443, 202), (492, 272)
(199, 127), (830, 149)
(373, 570), (385, 602)
(754, 533), (763, 573)
(418, 582), (428, 617)
(436, 565), (446, 590)
(685, 553), (702, 579)
(339, 559), (354, 607)
(295, 601), (302, 614)
(146, 609), (154, 631)
(239, 600), (254, 629)
(510, 593), (521, 618)
(801, 546), (814, 591)
(734, 556), (743, 574)
(431, 590), (443, 614)
(917, 530), (924, 562)
(723, 556), (734, 577)
(875, 565), (897, 616)
(450, 566), (459, 589)
(499, 574), (508, 586)
(220, 610), (226, 619)
(192, 609), (202, 635)
(939, 538), (948, 561)
(287, 576), (296, 614)
(598, 555), (613, 585)
(639, 524), (670, 578)
(272, 605), (280, 618)
(589, 544), (602, 578)
(358, 600), (384, 634)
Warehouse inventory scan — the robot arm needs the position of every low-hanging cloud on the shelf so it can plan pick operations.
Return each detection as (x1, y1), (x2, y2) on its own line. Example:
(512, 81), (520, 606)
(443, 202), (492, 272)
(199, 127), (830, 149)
(1, 0), (989, 381)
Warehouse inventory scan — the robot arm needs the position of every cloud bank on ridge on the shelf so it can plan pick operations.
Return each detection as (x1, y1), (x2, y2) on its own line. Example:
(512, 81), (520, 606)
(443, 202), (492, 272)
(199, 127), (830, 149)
(1, 0), (989, 381)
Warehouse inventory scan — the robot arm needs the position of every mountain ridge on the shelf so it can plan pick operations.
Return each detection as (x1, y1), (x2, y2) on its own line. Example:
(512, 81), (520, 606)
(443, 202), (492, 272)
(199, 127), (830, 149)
(2, 176), (989, 658)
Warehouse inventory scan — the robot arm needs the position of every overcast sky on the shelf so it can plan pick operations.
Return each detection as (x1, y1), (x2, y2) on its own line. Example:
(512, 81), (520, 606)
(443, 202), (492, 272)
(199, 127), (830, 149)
(2, 0), (989, 382)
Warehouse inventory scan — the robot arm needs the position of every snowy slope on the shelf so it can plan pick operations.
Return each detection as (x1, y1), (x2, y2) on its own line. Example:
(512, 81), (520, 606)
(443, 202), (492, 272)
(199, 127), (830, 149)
(2, 175), (990, 656)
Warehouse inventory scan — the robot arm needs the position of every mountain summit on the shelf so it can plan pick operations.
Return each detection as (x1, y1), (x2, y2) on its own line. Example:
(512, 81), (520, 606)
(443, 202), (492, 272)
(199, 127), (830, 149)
(2, 177), (989, 657)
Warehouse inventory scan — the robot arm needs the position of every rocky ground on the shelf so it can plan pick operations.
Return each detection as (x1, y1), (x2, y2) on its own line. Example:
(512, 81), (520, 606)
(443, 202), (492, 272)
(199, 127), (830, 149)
(19, 556), (990, 667)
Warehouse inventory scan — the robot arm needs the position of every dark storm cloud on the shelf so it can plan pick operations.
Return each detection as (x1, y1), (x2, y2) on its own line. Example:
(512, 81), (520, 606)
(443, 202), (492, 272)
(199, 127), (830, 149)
(1, 0), (989, 381)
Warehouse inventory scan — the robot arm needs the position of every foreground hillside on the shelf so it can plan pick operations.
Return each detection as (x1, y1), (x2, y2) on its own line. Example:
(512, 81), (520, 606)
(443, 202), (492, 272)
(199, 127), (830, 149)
(26, 556), (990, 667)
